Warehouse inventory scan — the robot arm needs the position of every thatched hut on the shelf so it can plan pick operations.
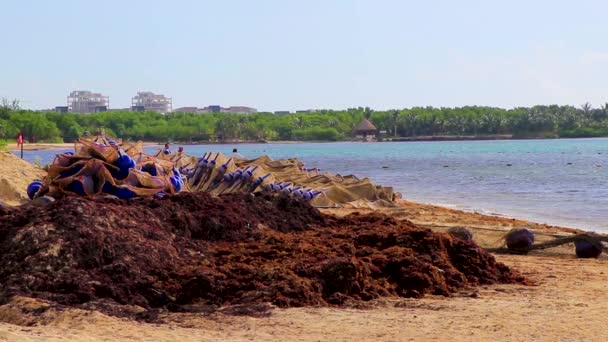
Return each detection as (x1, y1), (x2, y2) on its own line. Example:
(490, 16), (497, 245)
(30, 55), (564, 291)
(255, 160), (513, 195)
(354, 118), (377, 141)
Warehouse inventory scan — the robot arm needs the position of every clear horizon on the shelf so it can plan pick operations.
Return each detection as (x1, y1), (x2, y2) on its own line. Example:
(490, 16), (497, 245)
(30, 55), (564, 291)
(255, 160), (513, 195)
(2, 0), (608, 111)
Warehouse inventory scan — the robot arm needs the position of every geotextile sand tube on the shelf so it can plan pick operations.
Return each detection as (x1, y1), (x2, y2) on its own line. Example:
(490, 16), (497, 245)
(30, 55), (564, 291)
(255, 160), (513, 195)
(505, 228), (535, 254)
(574, 234), (603, 258)
(448, 226), (474, 241)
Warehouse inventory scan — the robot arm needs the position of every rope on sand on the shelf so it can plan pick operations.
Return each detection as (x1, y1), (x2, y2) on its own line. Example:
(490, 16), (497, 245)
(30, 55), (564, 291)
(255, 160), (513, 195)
(486, 232), (607, 258)
(421, 224), (605, 258)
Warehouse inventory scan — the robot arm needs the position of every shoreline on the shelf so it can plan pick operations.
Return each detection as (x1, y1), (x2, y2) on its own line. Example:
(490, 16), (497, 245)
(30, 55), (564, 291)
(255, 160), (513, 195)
(8, 135), (608, 151)
(401, 197), (603, 233)
(324, 199), (584, 241)
(6, 142), (160, 151)
(3, 144), (600, 232)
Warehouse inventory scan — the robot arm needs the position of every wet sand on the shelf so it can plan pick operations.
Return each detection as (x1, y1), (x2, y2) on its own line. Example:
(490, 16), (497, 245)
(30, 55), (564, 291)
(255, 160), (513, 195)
(0, 200), (605, 341)
(325, 199), (583, 248)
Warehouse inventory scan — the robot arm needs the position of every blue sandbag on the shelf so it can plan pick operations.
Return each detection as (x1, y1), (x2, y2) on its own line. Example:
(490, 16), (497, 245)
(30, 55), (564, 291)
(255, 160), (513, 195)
(223, 173), (236, 182)
(574, 237), (603, 258)
(27, 181), (43, 199)
(66, 181), (86, 196)
(283, 186), (302, 194)
(101, 182), (114, 194)
(111, 186), (137, 199)
(172, 168), (182, 179)
(248, 173), (270, 192)
(170, 176), (183, 192)
(112, 154), (136, 180)
(303, 190), (322, 200)
(141, 164), (158, 176)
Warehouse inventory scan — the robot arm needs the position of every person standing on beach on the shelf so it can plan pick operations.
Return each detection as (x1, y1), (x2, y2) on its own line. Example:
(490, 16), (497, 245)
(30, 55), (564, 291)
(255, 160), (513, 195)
(163, 143), (171, 155)
(232, 148), (244, 159)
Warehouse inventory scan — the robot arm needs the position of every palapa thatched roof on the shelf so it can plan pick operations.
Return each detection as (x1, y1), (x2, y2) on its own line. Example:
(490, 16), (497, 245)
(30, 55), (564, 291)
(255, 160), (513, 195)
(355, 118), (377, 132)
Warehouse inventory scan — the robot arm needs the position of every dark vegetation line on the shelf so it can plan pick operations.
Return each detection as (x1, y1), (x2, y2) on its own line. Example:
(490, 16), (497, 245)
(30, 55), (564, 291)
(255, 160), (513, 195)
(1, 100), (608, 143)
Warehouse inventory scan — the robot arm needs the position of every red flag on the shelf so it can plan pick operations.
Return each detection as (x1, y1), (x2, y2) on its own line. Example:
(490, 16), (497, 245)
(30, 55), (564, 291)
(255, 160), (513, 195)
(17, 131), (23, 146)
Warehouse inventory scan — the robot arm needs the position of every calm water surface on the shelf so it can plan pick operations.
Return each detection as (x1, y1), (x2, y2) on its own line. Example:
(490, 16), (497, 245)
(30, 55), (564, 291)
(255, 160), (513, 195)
(17, 138), (608, 232)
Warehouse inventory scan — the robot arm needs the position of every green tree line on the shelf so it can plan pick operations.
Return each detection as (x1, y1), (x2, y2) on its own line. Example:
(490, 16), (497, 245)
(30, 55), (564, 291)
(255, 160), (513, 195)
(2, 100), (608, 143)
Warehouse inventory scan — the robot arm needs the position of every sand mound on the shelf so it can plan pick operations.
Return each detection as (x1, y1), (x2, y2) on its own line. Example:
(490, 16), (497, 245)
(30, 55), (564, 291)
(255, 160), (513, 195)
(0, 152), (45, 206)
(0, 192), (523, 319)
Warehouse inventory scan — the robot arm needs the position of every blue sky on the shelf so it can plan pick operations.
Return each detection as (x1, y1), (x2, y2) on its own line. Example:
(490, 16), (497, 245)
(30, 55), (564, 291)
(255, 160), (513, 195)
(2, 0), (608, 111)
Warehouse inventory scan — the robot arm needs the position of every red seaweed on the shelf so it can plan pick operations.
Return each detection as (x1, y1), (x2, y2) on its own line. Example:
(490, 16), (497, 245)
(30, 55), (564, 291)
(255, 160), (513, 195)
(0, 193), (525, 318)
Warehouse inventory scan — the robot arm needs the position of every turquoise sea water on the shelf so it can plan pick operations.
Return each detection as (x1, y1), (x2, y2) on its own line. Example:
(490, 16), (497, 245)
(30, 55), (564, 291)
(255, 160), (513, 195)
(16, 138), (608, 232)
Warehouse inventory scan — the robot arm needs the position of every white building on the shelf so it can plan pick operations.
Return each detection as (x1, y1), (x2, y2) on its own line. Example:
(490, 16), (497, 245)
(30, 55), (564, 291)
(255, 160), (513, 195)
(67, 90), (109, 113)
(131, 91), (172, 113)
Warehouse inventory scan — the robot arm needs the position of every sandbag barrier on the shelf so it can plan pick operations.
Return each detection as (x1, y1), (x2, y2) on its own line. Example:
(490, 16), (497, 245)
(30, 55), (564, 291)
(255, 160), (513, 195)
(482, 228), (607, 258)
(26, 136), (397, 207)
(174, 152), (398, 207)
(179, 152), (322, 201)
(27, 137), (183, 200)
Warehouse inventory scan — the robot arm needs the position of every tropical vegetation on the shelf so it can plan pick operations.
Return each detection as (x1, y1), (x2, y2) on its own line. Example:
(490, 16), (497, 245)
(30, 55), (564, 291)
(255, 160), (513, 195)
(2, 98), (608, 143)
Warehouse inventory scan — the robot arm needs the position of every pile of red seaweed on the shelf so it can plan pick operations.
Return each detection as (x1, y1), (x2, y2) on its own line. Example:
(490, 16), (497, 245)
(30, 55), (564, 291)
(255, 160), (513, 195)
(0, 193), (524, 317)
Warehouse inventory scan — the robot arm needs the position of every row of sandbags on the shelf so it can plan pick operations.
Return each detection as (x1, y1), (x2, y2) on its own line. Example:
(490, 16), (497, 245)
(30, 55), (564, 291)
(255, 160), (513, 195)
(27, 138), (398, 207)
(159, 151), (398, 207)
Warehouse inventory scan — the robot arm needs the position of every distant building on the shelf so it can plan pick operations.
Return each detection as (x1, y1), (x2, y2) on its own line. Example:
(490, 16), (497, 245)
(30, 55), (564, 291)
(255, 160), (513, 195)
(55, 106), (68, 113)
(296, 110), (312, 113)
(274, 111), (291, 115)
(173, 106), (199, 113)
(173, 105), (256, 114)
(67, 90), (109, 114)
(222, 106), (257, 114)
(208, 105), (222, 113)
(354, 118), (377, 141)
(131, 91), (172, 113)
(173, 106), (211, 114)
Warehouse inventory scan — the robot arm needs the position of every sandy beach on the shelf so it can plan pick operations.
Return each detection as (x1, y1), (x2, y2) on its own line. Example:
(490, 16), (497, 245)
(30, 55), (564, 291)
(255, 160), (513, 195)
(4, 0), (607, 339)
(0, 149), (605, 341)
(0, 200), (605, 341)
(6, 143), (75, 151)
(0, 152), (46, 206)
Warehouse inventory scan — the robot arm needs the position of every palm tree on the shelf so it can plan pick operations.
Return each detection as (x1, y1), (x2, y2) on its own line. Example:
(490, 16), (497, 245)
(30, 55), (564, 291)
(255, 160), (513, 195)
(294, 117), (304, 129)
(581, 102), (592, 113)
(0, 98), (20, 110)
(580, 102), (593, 123)
(391, 110), (399, 136)
(237, 116), (247, 140)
